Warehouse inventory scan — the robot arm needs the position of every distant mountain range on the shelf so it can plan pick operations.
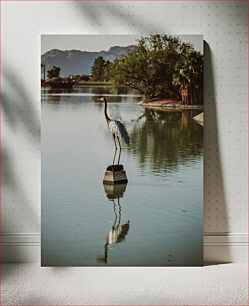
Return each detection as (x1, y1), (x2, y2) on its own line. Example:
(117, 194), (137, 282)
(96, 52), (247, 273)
(41, 45), (135, 77)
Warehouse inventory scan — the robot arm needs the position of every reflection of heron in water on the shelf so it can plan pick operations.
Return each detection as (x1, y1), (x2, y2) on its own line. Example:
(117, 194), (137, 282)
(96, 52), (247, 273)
(102, 198), (130, 263)
(100, 97), (130, 165)
(97, 183), (130, 264)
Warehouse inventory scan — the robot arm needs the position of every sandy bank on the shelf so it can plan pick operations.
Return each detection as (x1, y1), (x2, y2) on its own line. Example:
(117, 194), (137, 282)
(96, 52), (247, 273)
(138, 99), (203, 110)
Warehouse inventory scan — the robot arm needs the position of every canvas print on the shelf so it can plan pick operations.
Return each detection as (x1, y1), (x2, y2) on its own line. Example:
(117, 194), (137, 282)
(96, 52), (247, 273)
(41, 34), (203, 266)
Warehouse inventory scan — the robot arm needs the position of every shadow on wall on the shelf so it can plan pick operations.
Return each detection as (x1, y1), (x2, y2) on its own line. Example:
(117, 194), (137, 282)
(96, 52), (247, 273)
(204, 41), (230, 263)
(1, 66), (40, 261)
(74, 2), (162, 33)
(2, 67), (40, 142)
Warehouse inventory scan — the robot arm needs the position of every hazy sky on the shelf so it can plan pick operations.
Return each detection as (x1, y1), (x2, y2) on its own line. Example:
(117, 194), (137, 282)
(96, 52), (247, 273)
(41, 34), (203, 54)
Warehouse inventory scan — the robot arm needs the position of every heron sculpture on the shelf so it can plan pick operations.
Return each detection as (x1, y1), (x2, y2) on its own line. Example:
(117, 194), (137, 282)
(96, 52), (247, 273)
(100, 97), (130, 165)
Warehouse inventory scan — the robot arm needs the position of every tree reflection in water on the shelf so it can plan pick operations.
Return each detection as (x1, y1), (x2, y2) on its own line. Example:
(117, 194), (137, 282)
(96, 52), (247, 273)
(128, 108), (203, 173)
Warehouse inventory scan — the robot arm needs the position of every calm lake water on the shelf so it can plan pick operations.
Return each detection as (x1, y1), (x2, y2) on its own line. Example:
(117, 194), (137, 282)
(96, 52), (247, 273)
(41, 86), (203, 266)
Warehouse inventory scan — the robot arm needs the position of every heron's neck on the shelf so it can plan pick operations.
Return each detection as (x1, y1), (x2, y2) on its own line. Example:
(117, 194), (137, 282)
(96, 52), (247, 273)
(104, 99), (110, 122)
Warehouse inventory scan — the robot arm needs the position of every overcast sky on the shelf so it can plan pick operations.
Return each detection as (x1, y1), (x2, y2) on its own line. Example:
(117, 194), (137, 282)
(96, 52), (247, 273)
(41, 34), (203, 55)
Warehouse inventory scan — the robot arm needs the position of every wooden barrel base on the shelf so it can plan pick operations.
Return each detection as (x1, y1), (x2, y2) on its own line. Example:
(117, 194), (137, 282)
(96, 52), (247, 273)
(106, 164), (124, 172)
(103, 165), (128, 185)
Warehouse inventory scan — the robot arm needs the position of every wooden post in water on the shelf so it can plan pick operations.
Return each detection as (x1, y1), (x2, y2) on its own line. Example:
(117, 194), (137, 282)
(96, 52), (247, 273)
(103, 164), (128, 185)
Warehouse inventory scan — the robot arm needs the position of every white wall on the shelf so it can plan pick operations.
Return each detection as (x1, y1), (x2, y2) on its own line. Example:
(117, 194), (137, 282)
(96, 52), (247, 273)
(1, 1), (248, 263)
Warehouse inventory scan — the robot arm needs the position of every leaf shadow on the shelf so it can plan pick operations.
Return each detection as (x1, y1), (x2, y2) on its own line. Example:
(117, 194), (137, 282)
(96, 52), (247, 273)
(1, 67), (39, 235)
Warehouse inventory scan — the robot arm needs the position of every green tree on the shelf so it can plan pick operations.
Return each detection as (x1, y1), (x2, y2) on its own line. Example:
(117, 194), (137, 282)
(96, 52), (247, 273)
(110, 34), (203, 104)
(128, 109), (203, 172)
(111, 35), (193, 99)
(81, 74), (90, 81)
(104, 60), (112, 81)
(47, 66), (61, 79)
(172, 50), (203, 105)
(91, 56), (106, 81)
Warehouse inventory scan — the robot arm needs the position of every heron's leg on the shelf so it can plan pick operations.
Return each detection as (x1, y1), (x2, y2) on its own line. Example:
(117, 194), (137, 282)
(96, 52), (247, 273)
(117, 137), (122, 165)
(112, 134), (117, 165)
(113, 134), (117, 150)
(112, 150), (117, 165)
(117, 137), (122, 150)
